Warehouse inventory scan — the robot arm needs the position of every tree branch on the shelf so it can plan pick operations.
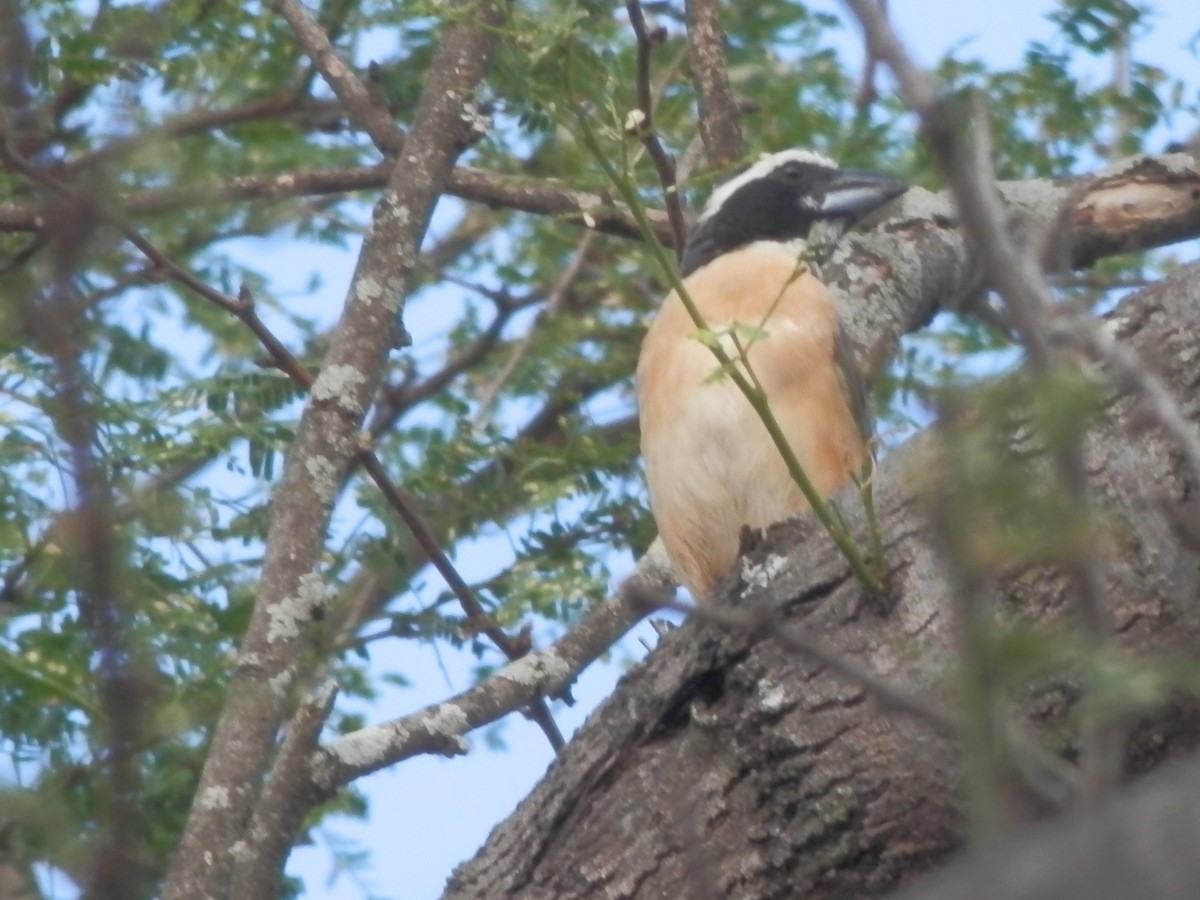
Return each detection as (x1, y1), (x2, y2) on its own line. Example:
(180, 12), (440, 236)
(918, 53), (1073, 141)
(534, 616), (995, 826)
(683, 0), (743, 168)
(843, 0), (1199, 801)
(472, 230), (598, 425)
(0, 162), (677, 243)
(268, 0), (403, 155)
(822, 153), (1200, 386)
(624, 1), (687, 252)
(227, 682), (338, 900)
(357, 451), (566, 753)
(162, 2), (509, 896)
(311, 541), (674, 792)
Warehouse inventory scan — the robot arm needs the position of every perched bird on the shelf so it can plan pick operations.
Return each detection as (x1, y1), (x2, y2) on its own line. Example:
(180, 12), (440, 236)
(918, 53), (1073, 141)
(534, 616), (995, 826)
(637, 149), (906, 599)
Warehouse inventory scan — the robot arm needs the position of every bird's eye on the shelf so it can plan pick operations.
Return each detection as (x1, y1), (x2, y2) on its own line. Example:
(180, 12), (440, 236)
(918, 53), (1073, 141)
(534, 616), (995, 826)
(778, 163), (806, 182)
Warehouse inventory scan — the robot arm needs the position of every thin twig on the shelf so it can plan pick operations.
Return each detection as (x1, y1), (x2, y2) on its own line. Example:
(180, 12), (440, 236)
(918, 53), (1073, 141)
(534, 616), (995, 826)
(0, 231), (45, 275)
(430, 267), (524, 308)
(1045, 309), (1200, 487)
(472, 231), (597, 426)
(370, 302), (516, 439)
(358, 452), (566, 751)
(925, 421), (1018, 835)
(0, 162), (678, 243)
(64, 84), (311, 174)
(853, 0), (886, 114)
(843, 0), (1140, 804)
(1108, 20), (1132, 160)
(625, 0), (687, 253)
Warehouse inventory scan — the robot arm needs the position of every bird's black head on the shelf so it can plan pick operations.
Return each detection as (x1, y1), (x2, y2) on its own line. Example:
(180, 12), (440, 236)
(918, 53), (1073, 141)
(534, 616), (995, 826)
(679, 150), (907, 276)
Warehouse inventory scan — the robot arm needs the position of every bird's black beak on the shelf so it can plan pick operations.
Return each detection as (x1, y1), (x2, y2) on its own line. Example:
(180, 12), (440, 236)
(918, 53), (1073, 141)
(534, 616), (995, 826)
(817, 169), (907, 226)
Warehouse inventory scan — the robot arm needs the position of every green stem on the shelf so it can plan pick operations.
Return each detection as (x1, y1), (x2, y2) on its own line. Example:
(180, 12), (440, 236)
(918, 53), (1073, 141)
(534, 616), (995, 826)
(856, 456), (888, 586)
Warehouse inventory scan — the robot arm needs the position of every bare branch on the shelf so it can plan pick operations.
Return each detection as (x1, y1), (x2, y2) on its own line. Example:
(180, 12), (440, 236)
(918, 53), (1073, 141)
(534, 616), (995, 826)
(472, 231), (598, 425)
(268, 0), (403, 155)
(310, 541), (674, 792)
(683, 0), (743, 167)
(624, 1), (687, 252)
(228, 682), (339, 900)
(852, 0), (885, 113)
(196, 543), (671, 900)
(0, 162), (677, 243)
(843, 0), (1130, 803)
(837, 16), (1200, 489)
(357, 452), (566, 752)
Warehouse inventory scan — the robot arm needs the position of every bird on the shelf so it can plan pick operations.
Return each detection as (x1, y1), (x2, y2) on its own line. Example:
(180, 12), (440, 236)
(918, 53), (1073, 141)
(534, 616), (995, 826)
(636, 149), (906, 599)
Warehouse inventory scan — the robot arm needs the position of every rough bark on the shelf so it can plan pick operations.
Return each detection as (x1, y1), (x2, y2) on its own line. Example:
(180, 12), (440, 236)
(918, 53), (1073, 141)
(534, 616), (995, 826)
(684, 0), (743, 168)
(890, 752), (1200, 900)
(441, 265), (1200, 895)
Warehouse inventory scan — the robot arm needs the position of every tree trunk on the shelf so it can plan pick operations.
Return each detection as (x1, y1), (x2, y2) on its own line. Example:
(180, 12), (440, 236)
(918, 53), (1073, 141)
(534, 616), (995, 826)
(442, 254), (1200, 898)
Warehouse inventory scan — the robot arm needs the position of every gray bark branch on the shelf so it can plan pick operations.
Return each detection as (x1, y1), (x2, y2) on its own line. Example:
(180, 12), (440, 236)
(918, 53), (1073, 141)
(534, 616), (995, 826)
(684, 0), (743, 167)
(160, 2), (509, 897)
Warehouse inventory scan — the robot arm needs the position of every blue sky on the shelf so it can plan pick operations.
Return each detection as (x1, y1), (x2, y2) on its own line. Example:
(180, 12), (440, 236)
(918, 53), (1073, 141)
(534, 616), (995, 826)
(273, 1), (1200, 898)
